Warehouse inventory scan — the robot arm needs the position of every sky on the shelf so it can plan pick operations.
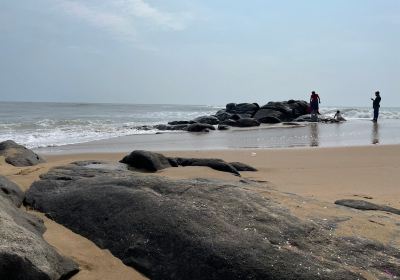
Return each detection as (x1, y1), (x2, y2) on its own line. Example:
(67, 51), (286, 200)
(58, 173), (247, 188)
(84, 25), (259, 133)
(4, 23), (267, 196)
(0, 0), (399, 106)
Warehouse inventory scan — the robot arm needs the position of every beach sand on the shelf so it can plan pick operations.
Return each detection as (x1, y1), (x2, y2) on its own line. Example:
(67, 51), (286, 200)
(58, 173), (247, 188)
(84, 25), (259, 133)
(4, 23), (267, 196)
(1, 145), (400, 279)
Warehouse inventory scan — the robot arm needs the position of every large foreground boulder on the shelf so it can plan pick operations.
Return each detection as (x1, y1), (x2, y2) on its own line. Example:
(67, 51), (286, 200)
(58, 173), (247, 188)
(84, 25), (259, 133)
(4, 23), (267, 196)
(0, 188), (78, 279)
(0, 140), (45, 167)
(25, 163), (399, 280)
(0, 176), (24, 207)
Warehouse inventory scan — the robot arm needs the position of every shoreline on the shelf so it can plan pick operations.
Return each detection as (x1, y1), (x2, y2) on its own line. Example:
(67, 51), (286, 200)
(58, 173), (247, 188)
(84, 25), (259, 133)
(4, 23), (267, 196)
(33, 119), (400, 155)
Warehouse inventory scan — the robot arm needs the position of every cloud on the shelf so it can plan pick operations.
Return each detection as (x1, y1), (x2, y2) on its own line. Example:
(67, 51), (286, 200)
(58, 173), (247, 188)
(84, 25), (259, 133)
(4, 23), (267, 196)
(121, 0), (191, 31)
(57, 0), (192, 41)
(59, 1), (136, 39)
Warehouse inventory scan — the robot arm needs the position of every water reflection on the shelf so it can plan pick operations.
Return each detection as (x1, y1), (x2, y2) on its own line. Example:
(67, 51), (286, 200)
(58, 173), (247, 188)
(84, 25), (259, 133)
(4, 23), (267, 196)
(310, 123), (319, 147)
(372, 122), (379, 144)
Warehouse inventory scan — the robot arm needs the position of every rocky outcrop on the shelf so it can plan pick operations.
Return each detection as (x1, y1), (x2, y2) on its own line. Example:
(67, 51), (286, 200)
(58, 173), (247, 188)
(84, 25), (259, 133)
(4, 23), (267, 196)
(335, 199), (400, 215)
(0, 176), (24, 207)
(25, 162), (400, 280)
(120, 150), (256, 176)
(0, 181), (78, 279)
(150, 100), (309, 132)
(0, 140), (45, 167)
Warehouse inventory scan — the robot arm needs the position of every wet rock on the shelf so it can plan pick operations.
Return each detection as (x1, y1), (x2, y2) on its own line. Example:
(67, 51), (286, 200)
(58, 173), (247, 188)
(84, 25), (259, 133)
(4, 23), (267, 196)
(0, 191), (78, 279)
(187, 123), (215, 132)
(257, 101), (309, 122)
(25, 163), (400, 280)
(153, 124), (188, 131)
(226, 103), (259, 116)
(0, 176), (24, 207)
(120, 150), (172, 172)
(0, 140), (45, 167)
(335, 199), (400, 215)
(229, 162), (258, 171)
(192, 116), (219, 125)
(217, 124), (230, 130)
(214, 110), (233, 121)
(235, 118), (260, 127)
(174, 158), (240, 176)
(168, 121), (194, 125)
(253, 109), (284, 123)
(220, 119), (239, 126)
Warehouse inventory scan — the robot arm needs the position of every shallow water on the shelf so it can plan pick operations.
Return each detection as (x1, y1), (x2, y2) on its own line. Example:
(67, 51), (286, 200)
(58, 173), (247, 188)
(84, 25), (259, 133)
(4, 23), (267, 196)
(36, 119), (400, 154)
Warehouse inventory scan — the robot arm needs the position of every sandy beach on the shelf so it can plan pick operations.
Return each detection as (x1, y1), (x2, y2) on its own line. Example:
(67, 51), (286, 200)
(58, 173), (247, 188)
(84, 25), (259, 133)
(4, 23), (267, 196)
(1, 144), (399, 279)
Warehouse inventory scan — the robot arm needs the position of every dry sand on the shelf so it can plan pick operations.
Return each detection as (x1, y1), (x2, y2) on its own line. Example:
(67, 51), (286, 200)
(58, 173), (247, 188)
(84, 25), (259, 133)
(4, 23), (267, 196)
(1, 145), (400, 279)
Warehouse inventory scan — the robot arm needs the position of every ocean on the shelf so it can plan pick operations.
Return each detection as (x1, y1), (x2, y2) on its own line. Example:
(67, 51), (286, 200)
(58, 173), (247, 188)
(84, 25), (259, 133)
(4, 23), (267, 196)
(0, 102), (220, 149)
(1, 101), (400, 151)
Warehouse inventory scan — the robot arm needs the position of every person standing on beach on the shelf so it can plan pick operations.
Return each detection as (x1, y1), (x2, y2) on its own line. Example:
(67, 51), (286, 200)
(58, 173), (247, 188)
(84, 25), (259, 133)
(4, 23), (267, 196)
(371, 91), (381, 122)
(310, 91), (321, 115)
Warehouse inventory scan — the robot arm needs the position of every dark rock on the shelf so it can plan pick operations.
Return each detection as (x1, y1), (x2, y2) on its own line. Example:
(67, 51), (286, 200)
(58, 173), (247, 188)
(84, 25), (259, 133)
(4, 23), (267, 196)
(25, 163), (400, 280)
(120, 150), (172, 172)
(225, 103), (236, 112)
(229, 162), (258, 171)
(168, 121), (194, 125)
(169, 124), (189, 131)
(0, 140), (45, 167)
(335, 199), (400, 215)
(187, 123), (215, 132)
(234, 103), (259, 115)
(174, 158), (240, 176)
(258, 100), (309, 121)
(235, 118), (260, 127)
(294, 114), (313, 122)
(214, 110), (233, 122)
(225, 103), (259, 116)
(0, 176), (24, 207)
(153, 124), (170, 130)
(153, 124), (188, 131)
(217, 124), (230, 130)
(261, 102), (293, 115)
(0, 191), (78, 279)
(230, 114), (242, 120)
(220, 119), (239, 126)
(253, 109), (284, 123)
(192, 116), (219, 125)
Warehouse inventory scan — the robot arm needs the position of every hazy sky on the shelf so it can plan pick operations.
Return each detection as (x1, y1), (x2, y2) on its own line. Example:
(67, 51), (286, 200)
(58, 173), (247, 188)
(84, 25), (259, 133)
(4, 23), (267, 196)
(1, 0), (399, 106)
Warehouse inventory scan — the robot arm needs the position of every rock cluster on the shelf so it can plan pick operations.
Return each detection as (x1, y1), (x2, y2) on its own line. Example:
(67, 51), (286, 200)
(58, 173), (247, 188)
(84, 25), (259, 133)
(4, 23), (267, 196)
(25, 162), (400, 280)
(0, 175), (78, 280)
(135, 100), (310, 132)
(0, 140), (45, 167)
(120, 150), (257, 176)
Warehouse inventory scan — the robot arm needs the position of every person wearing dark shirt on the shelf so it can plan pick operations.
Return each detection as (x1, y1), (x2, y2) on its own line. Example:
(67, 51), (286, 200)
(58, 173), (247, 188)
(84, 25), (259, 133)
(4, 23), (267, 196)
(371, 91), (381, 122)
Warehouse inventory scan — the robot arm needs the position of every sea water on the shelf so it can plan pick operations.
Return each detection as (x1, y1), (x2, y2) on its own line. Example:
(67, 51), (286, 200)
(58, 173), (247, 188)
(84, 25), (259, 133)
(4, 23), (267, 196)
(0, 102), (220, 148)
(1, 101), (400, 150)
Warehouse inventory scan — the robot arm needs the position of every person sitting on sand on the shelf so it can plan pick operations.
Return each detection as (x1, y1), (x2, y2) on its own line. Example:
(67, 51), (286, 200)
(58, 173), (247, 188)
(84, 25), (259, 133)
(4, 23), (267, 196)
(310, 91), (321, 115)
(334, 110), (346, 122)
